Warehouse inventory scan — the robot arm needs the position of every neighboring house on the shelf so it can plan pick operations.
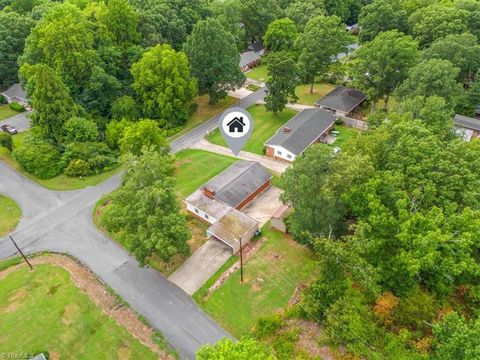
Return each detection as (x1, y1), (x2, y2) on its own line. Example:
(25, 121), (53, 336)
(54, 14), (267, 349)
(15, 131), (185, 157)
(315, 85), (366, 117)
(264, 108), (337, 162)
(1, 83), (29, 106)
(227, 117), (245, 133)
(454, 114), (480, 141)
(185, 161), (272, 253)
(240, 40), (265, 72)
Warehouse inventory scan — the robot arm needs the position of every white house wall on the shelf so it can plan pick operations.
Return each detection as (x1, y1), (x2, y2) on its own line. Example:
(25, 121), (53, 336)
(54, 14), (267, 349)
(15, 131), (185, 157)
(270, 145), (296, 162)
(186, 203), (218, 224)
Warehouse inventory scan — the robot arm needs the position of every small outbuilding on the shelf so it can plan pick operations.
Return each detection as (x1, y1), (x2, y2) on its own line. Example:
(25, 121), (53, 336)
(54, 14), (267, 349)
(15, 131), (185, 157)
(1, 83), (29, 106)
(454, 114), (480, 141)
(264, 108), (337, 162)
(315, 85), (366, 117)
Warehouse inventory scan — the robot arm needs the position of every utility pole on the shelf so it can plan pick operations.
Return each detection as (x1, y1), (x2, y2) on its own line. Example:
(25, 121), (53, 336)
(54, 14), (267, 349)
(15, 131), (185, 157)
(9, 235), (33, 270)
(239, 237), (244, 283)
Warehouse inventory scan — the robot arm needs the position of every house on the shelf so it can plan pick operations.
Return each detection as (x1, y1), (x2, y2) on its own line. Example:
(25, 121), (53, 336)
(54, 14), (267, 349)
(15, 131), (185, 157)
(239, 40), (265, 72)
(315, 86), (366, 117)
(1, 83), (29, 106)
(185, 161), (272, 253)
(227, 117), (245, 133)
(454, 114), (480, 141)
(264, 108), (337, 162)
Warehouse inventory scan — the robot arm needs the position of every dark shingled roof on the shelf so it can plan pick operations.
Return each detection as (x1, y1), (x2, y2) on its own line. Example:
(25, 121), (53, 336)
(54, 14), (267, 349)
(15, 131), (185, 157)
(265, 108), (337, 155)
(315, 86), (366, 114)
(455, 114), (480, 131)
(203, 161), (272, 208)
(239, 41), (264, 68)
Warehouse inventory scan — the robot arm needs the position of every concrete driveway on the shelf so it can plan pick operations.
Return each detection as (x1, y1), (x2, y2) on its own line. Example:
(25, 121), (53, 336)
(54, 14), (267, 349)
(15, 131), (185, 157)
(169, 238), (231, 295)
(242, 186), (283, 227)
(0, 112), (31, 132)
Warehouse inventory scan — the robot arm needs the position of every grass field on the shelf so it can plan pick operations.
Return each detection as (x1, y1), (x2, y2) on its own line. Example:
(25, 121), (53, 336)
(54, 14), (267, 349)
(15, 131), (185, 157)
(0, 264), (157, 359)
(0, 104), (18, 121)
(325, 124), (360, 150)
(0, 194), (21, 236)
(206, 105), (297, 155)
(174, 149), (237, 197)
(295, 83), (336, 105)
(196, 226), (317, 337)
(169, 95), (236, 140)
(246, 65), (268, 82)
(0, 131), (121, 191)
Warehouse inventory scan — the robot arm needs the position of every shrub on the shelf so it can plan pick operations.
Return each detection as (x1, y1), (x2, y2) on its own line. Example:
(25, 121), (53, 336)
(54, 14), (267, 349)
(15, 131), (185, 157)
(13, 141), (64, 179)
(119, 119), (169, 155)
(9, 102), (25, 112)
(393, 287), (437, 334)
(111, 95), (140, 121)
(65, 159), (93, 177)
(0, 132), (13, 151)
(105, 119), (132, 149)
(88, 154), (117, 172)
(62, 142), (117, 174)
(64, 117), (99, 143)
(254, 314), (284, 338)
(0, 94), (7, 104)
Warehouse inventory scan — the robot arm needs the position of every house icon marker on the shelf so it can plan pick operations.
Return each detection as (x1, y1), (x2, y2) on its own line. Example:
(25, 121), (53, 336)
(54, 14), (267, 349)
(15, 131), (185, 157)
(227, 117), (245, 133)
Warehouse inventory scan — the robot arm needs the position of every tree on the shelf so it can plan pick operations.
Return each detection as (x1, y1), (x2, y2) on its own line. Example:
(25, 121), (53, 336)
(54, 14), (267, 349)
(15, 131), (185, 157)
(111, 95), (140, 121)
(358, 0), (409, 43)
(80, 66), (122, 117)
(0, 133), (13, 152)
(209, 0), (246, 51)
(456, 71), (480, 116)
(265, 51), (298, 114)
(295, 15), (352, 93)
(105, 118), (133, 149)
(263, 18), (298, 52)
(97, 0), (139, 45)
(131, 44), (197, 128)
(396, 59), (462, 106)
(197, 337), (275, 359)
(423, 33), (480, 83)
(240, 0), (280, 43)
(324, 0), (361, 24)
(0, 12), (35, 88)
(102, 147), (190, 264)
(409, 4), (469, 47)
(20, 63), (78, 143)
(21, 3), (99, 94)
(284, 0), (325, 30)
(64, 117), (99, 143)
(350, 30), (420, 111)
(183, 18), (244, 104)
(119, 119), (168, 155)
(455, 0), (480, 40)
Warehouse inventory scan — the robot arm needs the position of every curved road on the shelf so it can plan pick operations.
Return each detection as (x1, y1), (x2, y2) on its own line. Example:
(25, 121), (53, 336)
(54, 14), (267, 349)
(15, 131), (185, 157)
(0, 88), (266, 359)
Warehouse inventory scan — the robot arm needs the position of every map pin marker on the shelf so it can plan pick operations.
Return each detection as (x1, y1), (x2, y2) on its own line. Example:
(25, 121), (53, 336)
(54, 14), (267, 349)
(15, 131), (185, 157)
(219, 107), (254, 156)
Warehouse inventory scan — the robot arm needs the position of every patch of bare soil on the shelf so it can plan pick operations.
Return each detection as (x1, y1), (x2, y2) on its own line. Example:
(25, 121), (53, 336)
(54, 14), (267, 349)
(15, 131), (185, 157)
(62, 302), (80, 325)
(286, 319), (336, 360)
(3, 288), (27, 313)
(0, 254), (174, 360)
(174, 159), (192, 168)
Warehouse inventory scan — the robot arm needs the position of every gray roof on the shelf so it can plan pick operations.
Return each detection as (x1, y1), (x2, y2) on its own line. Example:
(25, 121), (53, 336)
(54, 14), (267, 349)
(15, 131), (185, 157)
(265, 108), (337, 155)
(455, 114), (480, 131)
(315, 86), (366, 114)
(207, 208), (258, 247)
(30, 355), (47, 360)
(2, 83), (28, 100)
(239, 41), (264, 68)
(203, 161), (272, 208)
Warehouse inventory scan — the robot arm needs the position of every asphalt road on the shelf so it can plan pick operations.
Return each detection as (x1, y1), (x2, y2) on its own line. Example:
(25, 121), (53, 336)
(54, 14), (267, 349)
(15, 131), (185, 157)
(0, 88), (267, 358)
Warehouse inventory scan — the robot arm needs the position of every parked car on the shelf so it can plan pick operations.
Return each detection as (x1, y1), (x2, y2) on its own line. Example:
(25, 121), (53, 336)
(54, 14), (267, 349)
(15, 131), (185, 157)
(1, 124), (17, 135)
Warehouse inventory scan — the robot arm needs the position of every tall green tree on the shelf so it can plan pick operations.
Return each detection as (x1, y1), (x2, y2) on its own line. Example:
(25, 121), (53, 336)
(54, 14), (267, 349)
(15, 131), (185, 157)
(325, 0), (361, 24)
(350, 30), (420, 110)
(97, 0), (139, 45)
(119, 119), (168, 155)
(110, 95), (140, 121)
(131, 44), (197, 128)
(102, 147), (190, 264)
(284, 0), (325, 30)
(183, 18), (244, 104)
(456, 71), (480, 116)
(265, 51), (298, 114)
(20, 63), (78, 143)
(240, 0), (280, 42)
(263, 18), (298, 52)
(358, 0), (408, 43)
(396, 59), (462, 106)
(423, 32), (480, 82)
(0, 12), (35, 89)
(295, 15), (352, 93)
(209, 0), (246, 51)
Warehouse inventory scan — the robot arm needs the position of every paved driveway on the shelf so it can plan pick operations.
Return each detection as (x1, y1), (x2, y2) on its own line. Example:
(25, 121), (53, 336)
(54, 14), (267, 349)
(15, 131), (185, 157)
(0, 112), (31, 132)
(169, 239), (231, 295)
(242, 186), (284, 227)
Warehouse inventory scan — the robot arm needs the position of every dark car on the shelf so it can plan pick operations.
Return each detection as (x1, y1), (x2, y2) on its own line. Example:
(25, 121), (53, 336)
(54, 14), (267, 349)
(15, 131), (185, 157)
(1, 124), (17, 135)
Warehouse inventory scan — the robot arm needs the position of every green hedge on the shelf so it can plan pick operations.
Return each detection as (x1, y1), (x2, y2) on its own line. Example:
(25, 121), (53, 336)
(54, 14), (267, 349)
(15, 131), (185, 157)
(9, 102), (25, 112)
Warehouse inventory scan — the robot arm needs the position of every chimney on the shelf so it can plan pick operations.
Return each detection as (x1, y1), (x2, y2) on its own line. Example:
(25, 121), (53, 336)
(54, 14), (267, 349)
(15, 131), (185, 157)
(283, 127), (291, 133)
(203, 187), (216, 199)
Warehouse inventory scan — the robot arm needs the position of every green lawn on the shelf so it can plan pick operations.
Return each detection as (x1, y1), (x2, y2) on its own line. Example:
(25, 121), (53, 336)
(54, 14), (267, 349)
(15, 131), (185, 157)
(0, 194), (21, 236)
(206, 105), (297, 155)
(0, 131), (121, 191)
(324, 124), (360, 150)
(246, 64), (268, 82)
(174, 149), (237, 197)
(196, 226), (317, 337)
(295, 83), (336, 106)
(169, 95), (237, 140)
(0, 104), (19, 121)
(0, 264), (157, 359)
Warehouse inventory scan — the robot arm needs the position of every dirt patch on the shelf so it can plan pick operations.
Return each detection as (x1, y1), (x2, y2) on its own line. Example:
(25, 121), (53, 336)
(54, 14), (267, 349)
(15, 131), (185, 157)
(286, 319), (336, 360)
(3, 288), (27, 313)
(62, 302), (80, 325)
(49, 351), (60, 360)
(118, 342), (133, 360)
(251, 278), (264, 292)
(0, 254), (175, 359)
(174, 159), (192, 168)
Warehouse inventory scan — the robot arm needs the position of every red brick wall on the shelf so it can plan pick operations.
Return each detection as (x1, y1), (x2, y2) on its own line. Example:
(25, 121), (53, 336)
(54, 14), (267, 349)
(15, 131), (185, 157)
(265, 146), (274, 157)
(235, 179), (271, 210)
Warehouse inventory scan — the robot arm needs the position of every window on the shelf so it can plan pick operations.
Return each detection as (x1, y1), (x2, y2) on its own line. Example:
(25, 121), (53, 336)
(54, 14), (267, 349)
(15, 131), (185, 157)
(205, 214), (209, 220)
(287, 154), (292, 159)
(194, 208), (199, 214)
(277, 150), (282, 155)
